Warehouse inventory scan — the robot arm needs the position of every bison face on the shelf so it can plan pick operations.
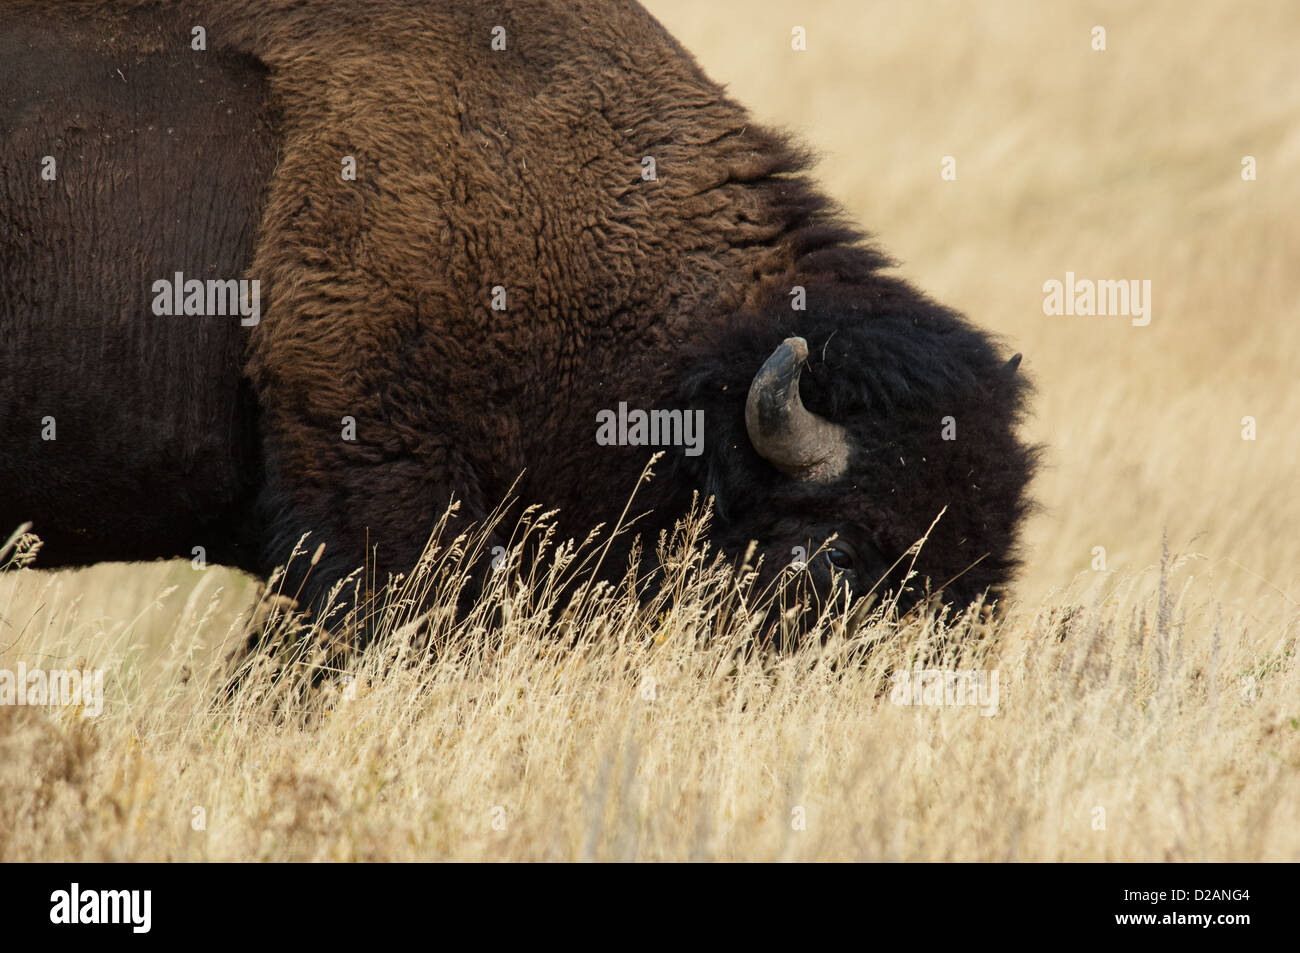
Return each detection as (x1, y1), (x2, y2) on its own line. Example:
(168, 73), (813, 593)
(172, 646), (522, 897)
(680, 310), (1036, 634)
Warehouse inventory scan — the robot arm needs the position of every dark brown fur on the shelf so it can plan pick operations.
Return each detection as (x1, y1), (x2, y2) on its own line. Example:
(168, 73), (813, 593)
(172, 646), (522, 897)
(1, 0), (1037, 633)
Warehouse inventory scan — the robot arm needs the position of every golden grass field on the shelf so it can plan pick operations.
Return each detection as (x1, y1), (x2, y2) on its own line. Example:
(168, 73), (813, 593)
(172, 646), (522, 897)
(1, 0), (1296, 861)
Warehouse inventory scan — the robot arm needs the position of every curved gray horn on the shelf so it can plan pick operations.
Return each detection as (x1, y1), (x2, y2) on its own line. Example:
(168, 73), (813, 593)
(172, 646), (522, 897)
(745, 336), (850, 482)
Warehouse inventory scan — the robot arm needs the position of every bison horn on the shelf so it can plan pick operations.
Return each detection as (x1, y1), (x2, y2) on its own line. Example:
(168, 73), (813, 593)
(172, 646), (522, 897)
(745, 337), (851, 482)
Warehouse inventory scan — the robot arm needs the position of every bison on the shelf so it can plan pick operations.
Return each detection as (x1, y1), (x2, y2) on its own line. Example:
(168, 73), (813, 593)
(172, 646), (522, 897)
(0, 0), (1036, 639)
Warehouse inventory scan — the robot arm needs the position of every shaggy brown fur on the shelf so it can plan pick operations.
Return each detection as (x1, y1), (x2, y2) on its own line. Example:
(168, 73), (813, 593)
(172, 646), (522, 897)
(1, 0), (1037, 635)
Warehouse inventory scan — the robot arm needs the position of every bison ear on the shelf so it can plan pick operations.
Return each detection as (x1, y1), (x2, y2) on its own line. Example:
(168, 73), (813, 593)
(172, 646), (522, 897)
(1005, 353), (1023, 374)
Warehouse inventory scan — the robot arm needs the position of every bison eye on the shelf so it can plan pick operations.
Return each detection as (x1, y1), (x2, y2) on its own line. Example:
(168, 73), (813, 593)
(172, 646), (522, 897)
(826, 547), (854, 571)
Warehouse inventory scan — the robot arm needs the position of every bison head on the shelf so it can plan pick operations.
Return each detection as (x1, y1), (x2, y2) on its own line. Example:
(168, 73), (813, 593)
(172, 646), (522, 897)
(671, 279), (1037, 632)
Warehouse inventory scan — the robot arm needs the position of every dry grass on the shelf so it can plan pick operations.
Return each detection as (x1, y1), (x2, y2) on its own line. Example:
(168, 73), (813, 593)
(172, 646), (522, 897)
(1, 0), (1297, 861)
(3, 509), (1296, 862)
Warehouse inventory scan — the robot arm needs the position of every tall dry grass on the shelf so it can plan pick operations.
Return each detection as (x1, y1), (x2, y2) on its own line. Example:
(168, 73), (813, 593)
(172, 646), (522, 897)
(1, 0), (1297, 860)
(2, 506), (1295, 861)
